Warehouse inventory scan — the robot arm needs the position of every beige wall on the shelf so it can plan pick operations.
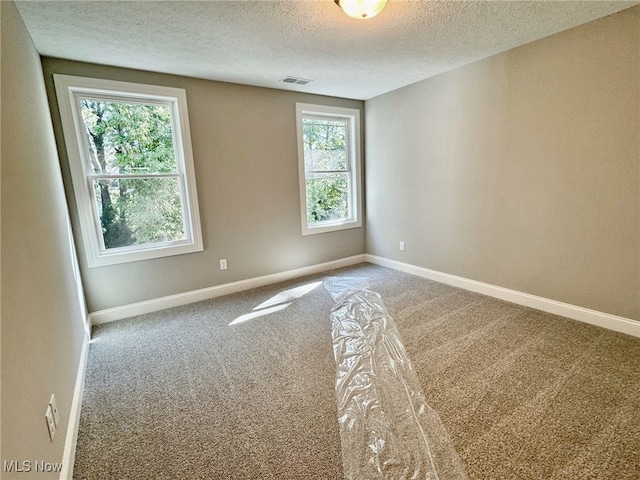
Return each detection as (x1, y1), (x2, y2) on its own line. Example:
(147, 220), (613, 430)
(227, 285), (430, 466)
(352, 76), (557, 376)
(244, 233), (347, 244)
(42, 60), (365, 312)
(1, 2), (87, 477)
(365, 7), (640, 320)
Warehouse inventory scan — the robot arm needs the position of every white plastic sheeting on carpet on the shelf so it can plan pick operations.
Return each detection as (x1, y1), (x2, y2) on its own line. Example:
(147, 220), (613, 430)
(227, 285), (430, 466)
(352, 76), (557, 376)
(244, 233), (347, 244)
(325, 277), (467, 480)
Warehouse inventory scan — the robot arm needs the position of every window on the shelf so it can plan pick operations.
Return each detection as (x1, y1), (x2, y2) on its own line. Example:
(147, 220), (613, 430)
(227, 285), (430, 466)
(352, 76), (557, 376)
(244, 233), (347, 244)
(54, 75), (202, 267)
(296, 103), (362, 235)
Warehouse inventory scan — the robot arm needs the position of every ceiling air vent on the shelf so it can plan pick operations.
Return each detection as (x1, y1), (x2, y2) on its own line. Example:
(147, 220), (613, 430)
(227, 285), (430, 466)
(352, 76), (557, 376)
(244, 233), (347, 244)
(280, 76), (313, 85)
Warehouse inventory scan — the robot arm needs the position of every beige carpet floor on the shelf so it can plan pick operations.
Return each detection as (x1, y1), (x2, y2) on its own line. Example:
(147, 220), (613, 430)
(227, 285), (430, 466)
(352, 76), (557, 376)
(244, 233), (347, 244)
(73, 263), (640, 479)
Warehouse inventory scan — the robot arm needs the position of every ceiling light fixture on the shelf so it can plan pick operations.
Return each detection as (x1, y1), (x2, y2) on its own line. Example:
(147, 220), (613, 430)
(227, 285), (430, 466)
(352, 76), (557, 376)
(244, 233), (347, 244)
(334, 0), (388, 20)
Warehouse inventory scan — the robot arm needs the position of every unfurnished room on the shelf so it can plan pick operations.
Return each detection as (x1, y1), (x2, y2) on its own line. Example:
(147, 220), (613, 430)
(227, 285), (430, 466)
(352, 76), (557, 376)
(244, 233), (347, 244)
(1, 1), (639, 479)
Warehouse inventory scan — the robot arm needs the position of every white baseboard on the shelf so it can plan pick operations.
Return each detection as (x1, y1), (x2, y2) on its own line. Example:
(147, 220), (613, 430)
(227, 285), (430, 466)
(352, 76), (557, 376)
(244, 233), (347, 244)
(366, 254), (640, 339)
(89, 252), (640, 338)
(60, 331), (90, 480)
(89, 254), (366, 325)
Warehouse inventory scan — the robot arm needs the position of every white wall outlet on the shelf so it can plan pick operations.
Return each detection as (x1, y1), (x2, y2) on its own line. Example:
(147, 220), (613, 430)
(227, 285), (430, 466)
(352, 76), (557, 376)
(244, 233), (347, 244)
(45, 405), (56, 441)
(399, 241), (405, 251)
(49, 394), (60, 426)
(219, 258), (228, 270)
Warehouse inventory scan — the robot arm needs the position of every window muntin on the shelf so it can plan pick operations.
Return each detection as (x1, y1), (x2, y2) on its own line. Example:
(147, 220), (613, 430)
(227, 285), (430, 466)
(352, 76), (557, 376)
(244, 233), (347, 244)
(54, 75), (203, 267)
(296, 104), (362, 235)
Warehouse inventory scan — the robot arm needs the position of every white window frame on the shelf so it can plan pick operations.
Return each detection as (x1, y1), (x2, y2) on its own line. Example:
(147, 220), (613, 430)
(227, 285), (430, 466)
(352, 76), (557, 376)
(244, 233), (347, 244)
(54, 74), (203, 267)
(296, 103), (362, 235)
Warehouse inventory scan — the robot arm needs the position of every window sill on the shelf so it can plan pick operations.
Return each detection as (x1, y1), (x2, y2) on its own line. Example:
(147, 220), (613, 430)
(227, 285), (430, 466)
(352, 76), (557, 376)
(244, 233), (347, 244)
(302, 219), (362, 236)
(88, 241), (203, 268)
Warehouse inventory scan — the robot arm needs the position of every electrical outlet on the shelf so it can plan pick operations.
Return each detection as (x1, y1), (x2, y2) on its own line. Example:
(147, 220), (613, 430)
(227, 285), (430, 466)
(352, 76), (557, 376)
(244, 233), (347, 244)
(219, 258), (228, 270)
(399, 241), (405, 251)
(45, 405), (56, 441)
(49, 394), (60, 427)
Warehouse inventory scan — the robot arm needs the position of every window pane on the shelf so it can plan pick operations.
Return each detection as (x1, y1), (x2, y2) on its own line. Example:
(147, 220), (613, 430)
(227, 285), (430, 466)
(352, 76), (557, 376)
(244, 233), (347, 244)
(306, 172), (350, 224)
(302, 118), (347, 171)
(80, 99), (177, 175)
(93, 177), (185, 249)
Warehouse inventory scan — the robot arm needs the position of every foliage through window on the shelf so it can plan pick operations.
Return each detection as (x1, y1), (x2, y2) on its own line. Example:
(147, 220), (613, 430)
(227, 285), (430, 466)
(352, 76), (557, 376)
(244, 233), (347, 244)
(54, 75), (202, 267)
(296, 104), (362, 235)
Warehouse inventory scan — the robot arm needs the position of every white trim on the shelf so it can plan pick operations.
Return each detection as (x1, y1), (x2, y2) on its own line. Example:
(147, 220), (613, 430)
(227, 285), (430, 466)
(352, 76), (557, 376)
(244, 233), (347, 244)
(60, 332), (90, 480)
(89, 255), (366, 325)
(366, 254), (640, 338)
(53, 74), (203, 268)
(296, 103), (363, 236)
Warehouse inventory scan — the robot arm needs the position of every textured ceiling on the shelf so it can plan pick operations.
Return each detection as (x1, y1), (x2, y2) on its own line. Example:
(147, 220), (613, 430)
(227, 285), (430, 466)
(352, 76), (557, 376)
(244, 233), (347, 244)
(15, 0), (639, 100)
